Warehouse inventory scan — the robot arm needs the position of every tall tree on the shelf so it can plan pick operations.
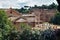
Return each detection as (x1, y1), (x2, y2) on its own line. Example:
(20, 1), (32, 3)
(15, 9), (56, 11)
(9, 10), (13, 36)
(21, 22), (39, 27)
(56, 0), (60, 12)
(48, 3), (57, 9)
(41, 5), (48, 9)
(50, 12), (60, 25)
(0, 10), (16, 40)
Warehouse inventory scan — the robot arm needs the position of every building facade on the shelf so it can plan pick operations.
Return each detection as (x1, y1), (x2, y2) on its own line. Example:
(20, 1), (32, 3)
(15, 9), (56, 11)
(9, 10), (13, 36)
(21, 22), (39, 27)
(5, 8), (57, 29)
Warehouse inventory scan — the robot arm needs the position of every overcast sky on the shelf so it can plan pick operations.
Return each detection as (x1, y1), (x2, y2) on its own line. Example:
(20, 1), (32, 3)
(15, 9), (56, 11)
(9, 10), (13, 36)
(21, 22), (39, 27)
(0, 0), (58, 9)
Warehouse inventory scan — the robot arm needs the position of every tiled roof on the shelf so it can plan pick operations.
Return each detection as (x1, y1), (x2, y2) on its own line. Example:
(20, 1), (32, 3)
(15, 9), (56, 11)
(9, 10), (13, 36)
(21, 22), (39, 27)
(13, 16), (27, 22)
(22, 14), (35, 17)
(6, 8), (22, 17)
(16, 18), (27, 22)
(26, 17), (35, 22)
(8, 16), (19, 21)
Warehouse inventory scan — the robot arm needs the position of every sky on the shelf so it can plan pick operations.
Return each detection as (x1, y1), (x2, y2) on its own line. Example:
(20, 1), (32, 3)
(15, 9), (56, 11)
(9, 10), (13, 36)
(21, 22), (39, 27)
(0, 0), (58, 9)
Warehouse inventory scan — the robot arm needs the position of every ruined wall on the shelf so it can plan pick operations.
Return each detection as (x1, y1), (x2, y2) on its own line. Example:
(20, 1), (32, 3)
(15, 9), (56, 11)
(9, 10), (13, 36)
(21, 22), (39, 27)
(31, 8), (57, 22)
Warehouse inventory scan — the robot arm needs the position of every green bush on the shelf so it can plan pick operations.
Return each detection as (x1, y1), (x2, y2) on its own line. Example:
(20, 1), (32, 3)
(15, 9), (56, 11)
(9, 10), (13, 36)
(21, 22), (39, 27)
(0, 10), (17, 40)
(20, 29), (42, 40)
(41, 29), (56, 40)
(19, 29), (56, 40)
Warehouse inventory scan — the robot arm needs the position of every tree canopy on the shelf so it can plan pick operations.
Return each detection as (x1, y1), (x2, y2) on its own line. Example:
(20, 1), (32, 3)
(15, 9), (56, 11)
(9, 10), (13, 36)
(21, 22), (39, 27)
(15, 3), (57, 14)
(50, 12), (60, 25)
(0, 10), (16, 40)
(56, 0), (60, 12)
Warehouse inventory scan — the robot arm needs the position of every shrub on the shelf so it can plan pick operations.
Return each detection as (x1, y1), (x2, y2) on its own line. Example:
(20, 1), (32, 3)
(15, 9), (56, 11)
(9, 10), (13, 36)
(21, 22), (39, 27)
(20, 29), (42, 40)
(41, 29), (56, 40)
(0, 10), (16, 40)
